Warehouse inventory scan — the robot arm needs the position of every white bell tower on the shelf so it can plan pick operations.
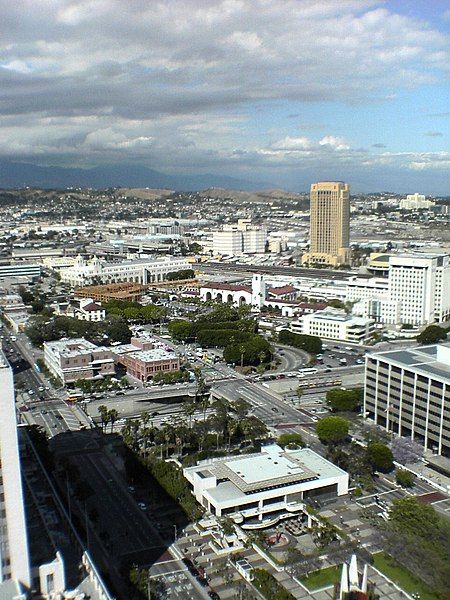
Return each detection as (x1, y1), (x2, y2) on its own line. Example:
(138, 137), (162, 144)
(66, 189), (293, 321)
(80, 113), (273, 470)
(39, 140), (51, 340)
(251, 273), (266, 310)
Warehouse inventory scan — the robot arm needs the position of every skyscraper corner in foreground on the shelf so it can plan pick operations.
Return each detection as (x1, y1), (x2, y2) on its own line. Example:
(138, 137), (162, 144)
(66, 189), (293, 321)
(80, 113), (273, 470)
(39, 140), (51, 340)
(0, 345), (31, 590)
(302, 181), (350, 267)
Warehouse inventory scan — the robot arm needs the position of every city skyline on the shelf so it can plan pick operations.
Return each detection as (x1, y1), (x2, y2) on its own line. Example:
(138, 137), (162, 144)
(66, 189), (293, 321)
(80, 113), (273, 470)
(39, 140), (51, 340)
(0, 1), (449, 193)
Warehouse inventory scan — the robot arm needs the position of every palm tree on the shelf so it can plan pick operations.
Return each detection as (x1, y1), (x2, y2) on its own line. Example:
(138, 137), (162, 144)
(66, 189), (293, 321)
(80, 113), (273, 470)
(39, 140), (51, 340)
(140, 426), (153, 456)
(233, 398), (250, 420)
(193, 420), (210, 451)
(141, 411), (150, 429)
(98, 405), (109, 432)
(194, 367), (207, 402)
(200, 395), (210, 422)
(182, 401), (196, 428)
(108, 409), (119, 433)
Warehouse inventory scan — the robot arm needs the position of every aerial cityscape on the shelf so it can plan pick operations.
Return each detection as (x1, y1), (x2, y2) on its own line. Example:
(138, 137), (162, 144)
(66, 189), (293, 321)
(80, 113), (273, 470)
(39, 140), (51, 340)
(0, 2), (449, 600)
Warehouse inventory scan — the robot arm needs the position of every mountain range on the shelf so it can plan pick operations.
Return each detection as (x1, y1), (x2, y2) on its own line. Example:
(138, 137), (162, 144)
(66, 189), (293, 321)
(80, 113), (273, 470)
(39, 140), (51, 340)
(0, 159), (265, 191)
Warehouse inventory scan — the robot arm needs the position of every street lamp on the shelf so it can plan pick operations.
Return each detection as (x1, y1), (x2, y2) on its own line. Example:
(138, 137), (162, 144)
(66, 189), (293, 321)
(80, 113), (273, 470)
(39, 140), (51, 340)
(173, 524), (177, 543)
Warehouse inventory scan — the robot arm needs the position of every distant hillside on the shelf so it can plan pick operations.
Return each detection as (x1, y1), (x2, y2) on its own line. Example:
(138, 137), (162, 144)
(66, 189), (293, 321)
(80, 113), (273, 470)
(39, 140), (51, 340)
(117, 188), (174, 200)
(0, 159), (267, 191)
(201, 187), (307, 202)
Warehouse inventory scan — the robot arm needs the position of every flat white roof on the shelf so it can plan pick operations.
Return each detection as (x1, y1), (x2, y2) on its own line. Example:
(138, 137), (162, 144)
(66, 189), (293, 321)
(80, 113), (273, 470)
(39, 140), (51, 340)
(225, 452), (306, 486)
(186, 445), (347, 497)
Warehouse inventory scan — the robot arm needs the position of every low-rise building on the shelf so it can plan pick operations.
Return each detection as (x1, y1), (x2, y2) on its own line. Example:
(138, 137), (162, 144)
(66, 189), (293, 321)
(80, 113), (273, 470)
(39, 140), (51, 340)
(292, 307), (375, 343)
(364, 343), (450, 456)
(66, 298), (106, 322)
(0, 262), (41, 281)
(115, 347), (180, 382)
(75, 282), (146, 302)
(60, 255), (190, 287)
(44, 339), (115, 384)
(184, 445), (348, 529)
(399, 193), (435, 210)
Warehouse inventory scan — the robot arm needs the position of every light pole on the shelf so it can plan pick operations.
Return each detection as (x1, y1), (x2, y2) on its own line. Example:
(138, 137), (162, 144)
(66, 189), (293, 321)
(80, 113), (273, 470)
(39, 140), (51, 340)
(173, 524), (177, 543)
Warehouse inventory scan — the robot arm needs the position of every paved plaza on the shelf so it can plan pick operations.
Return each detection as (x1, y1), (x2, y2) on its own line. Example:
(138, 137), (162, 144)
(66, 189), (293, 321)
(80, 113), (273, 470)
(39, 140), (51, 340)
(173, 514), (415, 599)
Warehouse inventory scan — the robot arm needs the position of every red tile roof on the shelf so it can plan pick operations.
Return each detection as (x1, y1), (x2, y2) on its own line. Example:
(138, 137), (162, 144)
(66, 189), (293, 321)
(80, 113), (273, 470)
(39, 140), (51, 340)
(82, 302), (104, 311)
(268, 285), (298, 296)
(201, 282), (251, 293)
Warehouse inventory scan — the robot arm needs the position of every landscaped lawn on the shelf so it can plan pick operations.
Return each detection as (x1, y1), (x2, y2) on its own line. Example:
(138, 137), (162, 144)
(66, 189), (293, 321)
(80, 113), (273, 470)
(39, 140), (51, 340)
(373, 552), (440, 600)
(300, 565), (340, 590)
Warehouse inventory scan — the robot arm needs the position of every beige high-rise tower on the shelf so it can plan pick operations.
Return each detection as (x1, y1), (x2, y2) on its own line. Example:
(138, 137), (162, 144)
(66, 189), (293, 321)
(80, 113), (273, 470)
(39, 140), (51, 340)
(302, 181), (350, 267)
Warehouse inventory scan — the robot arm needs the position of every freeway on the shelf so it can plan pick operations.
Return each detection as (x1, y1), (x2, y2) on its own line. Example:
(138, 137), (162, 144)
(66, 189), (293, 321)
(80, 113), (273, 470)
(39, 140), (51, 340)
(212, 379), (315, 428)
(197, 261), (353, 280)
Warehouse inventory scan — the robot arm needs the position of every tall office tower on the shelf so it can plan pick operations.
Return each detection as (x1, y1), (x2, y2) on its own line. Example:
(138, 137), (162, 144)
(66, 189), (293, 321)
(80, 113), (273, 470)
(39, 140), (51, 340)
(302, 181), (350, 267)
(0, 346), (31, 589)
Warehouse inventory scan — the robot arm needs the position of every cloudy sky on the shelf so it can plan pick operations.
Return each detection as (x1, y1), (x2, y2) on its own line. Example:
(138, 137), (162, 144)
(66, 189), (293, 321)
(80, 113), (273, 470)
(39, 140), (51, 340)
(1, 0), (449, 192)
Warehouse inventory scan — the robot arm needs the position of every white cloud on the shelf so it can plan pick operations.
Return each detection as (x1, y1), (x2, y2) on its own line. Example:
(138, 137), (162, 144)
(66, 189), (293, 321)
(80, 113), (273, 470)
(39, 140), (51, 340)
(0, 0), (447, 190)
(319, 136), (350, 151)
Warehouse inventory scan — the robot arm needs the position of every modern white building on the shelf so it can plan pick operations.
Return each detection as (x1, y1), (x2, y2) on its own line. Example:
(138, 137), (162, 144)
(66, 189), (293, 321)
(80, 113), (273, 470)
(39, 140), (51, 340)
(184, 445), (348, 529)
(364, 343), (450, 455)
(388, 254), (450, 325)
(292, 307), (375, 343)
(212, 220), (267, 255)
(44, 338), (115, 384)
(399, 193), (435, 210)
(352, 254), (450, 326)
(212, 230), (244, 256)
(346, 277), (389, 303)
(59, 255), (190, 287)
(0, 346), (31, 589)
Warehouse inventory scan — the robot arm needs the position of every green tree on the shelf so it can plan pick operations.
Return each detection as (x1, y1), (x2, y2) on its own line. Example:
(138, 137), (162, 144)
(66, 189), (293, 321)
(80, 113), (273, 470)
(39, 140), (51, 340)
(326, 388), (363, 412)
(389, 496), (440, 539)
(315, 416), (349, 444)
(278, 329), (322, 354)
(366, 441), (394, 473)
(104, 316), (132, 343)
(395, 469), (415, 488)
(168, 319), (195, 341)
(108, 408), (119, 433)
(166, 269), (195, 281)
(417, 324), (447, 345)
(277, 433), (304, 449)
(98, 405), (109, 432)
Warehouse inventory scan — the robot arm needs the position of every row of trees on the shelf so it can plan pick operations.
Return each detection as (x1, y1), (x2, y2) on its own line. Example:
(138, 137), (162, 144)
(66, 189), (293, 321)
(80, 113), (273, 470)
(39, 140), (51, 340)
(74, 375), (129, 394)
(26, 313), (131, 347)
(120, 396), (269, 462)
(152, 370), (190, 384)
(315, 416), (394, 477)
(165, 268), (195, 281)
(385, 497), (450, 598)
(118, 396), (269, 521)
(278, 329), (322, 354)
(104, 298), (168, 323)
(168, 305), (272, 367)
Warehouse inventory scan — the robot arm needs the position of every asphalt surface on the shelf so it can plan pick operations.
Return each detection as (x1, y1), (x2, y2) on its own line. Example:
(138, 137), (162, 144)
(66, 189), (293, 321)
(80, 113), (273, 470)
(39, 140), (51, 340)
(212, 379), (315, 428)
(197, 261), (353, 280)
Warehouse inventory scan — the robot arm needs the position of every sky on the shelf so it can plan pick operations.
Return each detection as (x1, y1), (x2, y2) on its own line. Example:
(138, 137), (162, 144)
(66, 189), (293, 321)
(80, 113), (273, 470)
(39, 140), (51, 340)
(0, 0), (449, 193)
